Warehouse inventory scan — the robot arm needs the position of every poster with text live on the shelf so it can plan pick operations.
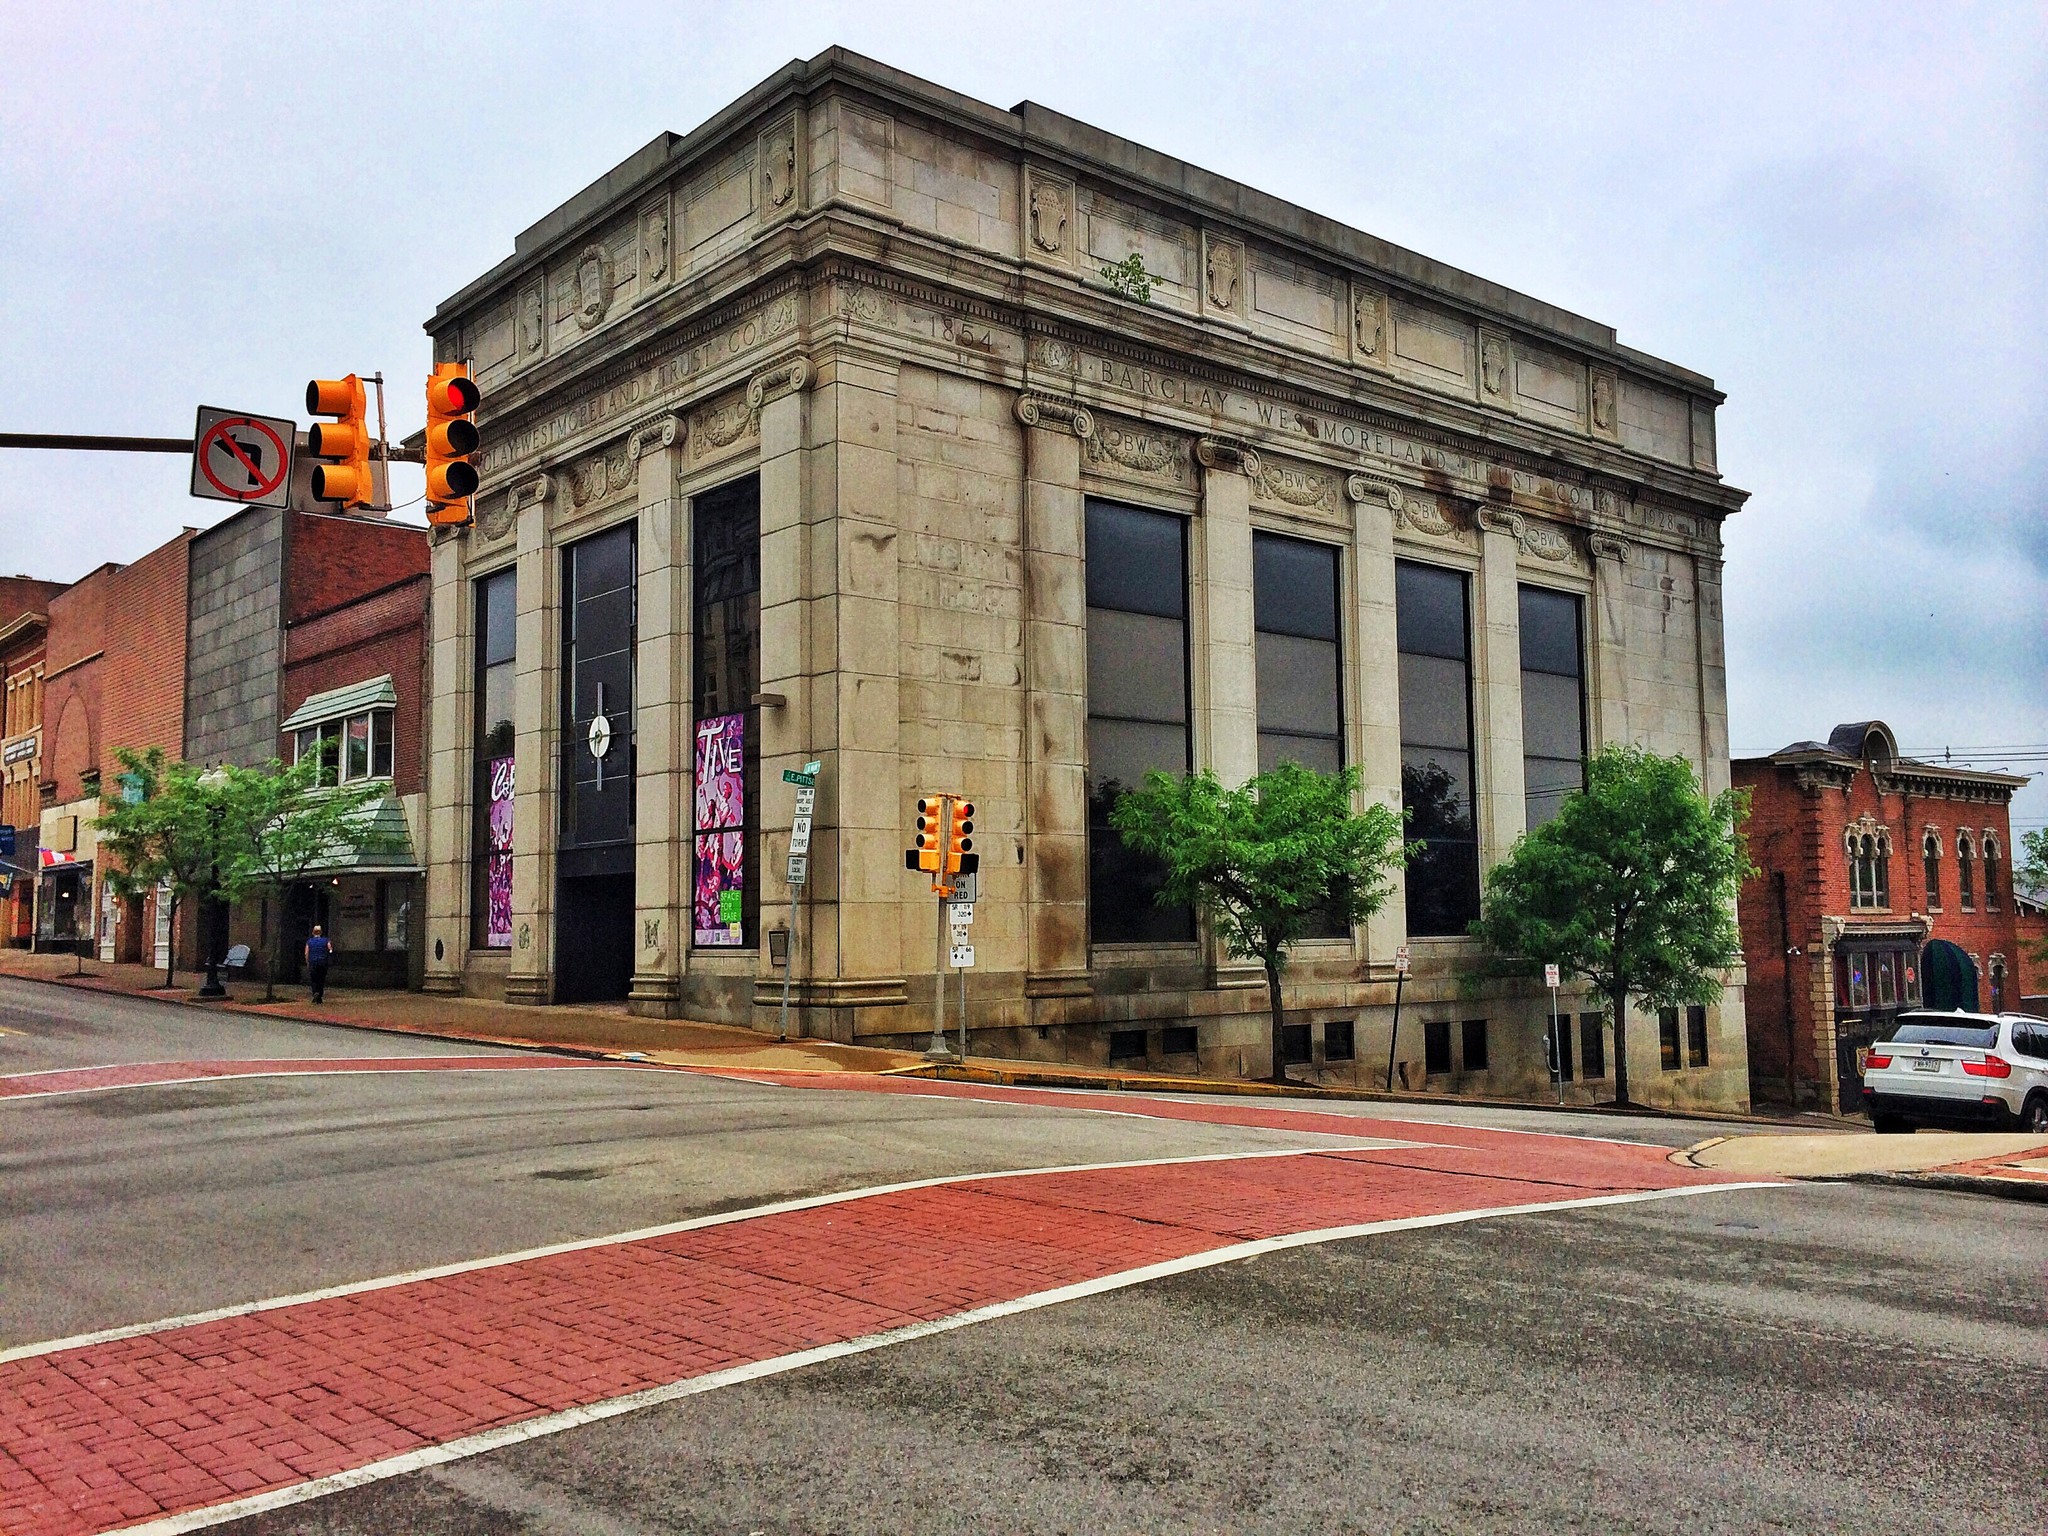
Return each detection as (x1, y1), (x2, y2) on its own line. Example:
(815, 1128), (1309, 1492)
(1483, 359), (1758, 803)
(693, 714), (745, 944)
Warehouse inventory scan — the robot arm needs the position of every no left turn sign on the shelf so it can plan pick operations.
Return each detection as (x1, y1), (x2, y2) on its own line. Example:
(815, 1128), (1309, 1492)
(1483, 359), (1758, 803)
(191, 405), (295, 509)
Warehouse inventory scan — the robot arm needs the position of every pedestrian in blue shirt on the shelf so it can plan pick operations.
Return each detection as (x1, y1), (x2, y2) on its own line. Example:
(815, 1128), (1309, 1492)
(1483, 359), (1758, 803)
(304, 926), (332, 1003)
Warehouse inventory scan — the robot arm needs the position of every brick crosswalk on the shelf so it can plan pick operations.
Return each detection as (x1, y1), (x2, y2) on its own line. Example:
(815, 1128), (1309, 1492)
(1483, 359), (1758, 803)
(1, 1076), (1757, 1535)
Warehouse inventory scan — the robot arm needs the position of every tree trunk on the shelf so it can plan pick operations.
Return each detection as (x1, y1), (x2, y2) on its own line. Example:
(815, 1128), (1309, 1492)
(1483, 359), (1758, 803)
(162, 893), (177, 989)
(1266, 957), (1289, 1086)
(264, 901), (280, 1004)
(1609, 978), (1632, 1107)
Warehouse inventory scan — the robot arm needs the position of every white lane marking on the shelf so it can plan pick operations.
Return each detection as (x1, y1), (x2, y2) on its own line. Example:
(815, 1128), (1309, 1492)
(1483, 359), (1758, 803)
(0, 1141), (1420, 1364)
(111, 1180), (1788, 1535)
(0, 1059), (622, 1103)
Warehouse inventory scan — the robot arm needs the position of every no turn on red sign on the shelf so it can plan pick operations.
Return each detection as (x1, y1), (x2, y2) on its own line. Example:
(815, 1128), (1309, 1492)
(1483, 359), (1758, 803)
(190, 405), (295, 509)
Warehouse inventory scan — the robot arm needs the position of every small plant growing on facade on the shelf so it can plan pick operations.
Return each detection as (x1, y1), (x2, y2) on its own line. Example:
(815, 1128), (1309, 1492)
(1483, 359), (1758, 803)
(1098, 252), (1154, 303)
(1110, 762), (1405, 1084)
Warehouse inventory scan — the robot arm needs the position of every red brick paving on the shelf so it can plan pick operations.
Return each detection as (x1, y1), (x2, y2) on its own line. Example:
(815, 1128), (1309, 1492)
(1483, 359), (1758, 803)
(0, 1057), (607, 1102)
(0, 1075), (1747, 1535)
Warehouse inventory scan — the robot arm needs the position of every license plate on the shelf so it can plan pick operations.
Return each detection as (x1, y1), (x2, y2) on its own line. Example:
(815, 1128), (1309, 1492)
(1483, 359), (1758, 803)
(1912, 1058), (1942, 1073)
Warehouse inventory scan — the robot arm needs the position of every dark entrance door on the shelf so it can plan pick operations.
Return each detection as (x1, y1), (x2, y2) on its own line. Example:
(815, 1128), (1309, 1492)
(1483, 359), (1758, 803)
(555, 523), (636, 1004)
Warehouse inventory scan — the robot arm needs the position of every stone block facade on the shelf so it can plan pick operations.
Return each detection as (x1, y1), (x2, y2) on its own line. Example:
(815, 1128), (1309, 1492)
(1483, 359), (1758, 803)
(422, 49), (1752, 1109)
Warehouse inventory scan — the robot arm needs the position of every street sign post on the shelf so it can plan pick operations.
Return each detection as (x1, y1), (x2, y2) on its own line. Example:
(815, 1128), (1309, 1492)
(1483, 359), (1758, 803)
(1386, 943), (1411, 1092)
(1545, 963), (1564, 1104)
(190, 406), (295, 509)
(776, 760), (822, 1041)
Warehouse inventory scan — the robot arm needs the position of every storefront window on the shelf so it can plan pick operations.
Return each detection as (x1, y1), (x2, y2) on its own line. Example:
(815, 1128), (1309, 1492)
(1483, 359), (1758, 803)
(473, 567), (517, 948)
(1846, 952), (1870, 1010)
(693, 477), (759, 948)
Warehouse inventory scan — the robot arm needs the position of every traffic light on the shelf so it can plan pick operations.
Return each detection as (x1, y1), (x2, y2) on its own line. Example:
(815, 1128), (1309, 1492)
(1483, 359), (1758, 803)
(946, 800), (977, 876)
(424, 362), (481, 526)
(907, 795), (945, 874)
(306, 375), (372, 508)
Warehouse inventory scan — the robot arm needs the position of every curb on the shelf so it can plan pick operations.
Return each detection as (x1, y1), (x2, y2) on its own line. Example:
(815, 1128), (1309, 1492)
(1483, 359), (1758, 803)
(1827, 1169), (2048, 1205)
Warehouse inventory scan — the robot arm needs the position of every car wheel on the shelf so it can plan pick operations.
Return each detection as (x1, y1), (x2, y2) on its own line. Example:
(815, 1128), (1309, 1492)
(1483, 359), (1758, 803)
(1871, 1112), (1910, 1134)
(2024, 1095), (2048, 1135)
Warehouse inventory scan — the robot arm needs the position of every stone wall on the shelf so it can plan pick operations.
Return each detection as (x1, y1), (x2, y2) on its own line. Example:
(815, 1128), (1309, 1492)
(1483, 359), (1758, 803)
(184, 508), (283, 769)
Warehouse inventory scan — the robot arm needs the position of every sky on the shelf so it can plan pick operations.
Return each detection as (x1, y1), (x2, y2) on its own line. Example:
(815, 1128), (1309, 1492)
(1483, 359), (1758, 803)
(2, 2), (2043, 831)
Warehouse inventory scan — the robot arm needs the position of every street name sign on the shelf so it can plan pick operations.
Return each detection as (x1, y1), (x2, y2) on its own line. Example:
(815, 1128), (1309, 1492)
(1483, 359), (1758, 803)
(191, 406), (295, 509)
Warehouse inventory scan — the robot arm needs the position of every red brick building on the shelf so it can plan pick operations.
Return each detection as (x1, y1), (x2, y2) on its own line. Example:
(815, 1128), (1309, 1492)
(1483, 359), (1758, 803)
(0, 576), (69, 944)
(1735, 720), (2026, 1111)
(272, 511), (431, 987)
(37, 533), (196, 958)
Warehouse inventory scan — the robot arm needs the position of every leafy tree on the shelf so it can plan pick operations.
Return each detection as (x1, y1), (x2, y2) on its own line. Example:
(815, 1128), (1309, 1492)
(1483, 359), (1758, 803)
(2019, 828), (2048, 970)
(1109, 762), (1405, 1084)
(219, 754), (403, 1002)
(1471, 745), (1751, 1106)
(92, 747), (240, 987)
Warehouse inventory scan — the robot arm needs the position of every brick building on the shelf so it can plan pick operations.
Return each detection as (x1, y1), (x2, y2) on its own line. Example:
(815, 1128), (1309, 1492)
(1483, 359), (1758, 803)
(1734, 720), (2027, 1111)
(0, 576), (68, 944)
(420, 51), (1751, 1107)
(183, 504), (430, 987)
(37, 534), (195, 958)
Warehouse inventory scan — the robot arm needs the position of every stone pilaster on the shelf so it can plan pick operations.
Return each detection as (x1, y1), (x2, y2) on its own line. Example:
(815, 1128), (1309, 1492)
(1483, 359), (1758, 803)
(1695, 551), (1731, 798)
(504, 477), (560, 1005)
(1194, 437), (1258, 788)
(1588, 532), (1634, 748)
(1347, 475), (1407, 960)
(421, 523), (473, 994)
(629, 415), (687, 1016)
(1018, 392), (1092, 998)
(1475, 508), (1526, 868)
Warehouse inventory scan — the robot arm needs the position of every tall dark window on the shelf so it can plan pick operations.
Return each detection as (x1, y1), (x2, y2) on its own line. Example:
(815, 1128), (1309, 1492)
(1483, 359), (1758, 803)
(559, 526), (636, 857)
(1983, 835), (2001, 911)
(693, 477), (761, 948)
(1255, 534), (1347, 938)
(1957, 833), (1975, 911)
(1086, 500), (1193, 944)
(1253, 534), (1342, 774)
(1518, 587), (1585, 830)
(1396, 562), (1478, 936)
(1686, 1004), (1709, 1066)
(1659, 1006), (1682, 1071)
(472, 567), (516, 948)
(1923, 829), (1942, 910)
(1579, 1011), (1606, 1079)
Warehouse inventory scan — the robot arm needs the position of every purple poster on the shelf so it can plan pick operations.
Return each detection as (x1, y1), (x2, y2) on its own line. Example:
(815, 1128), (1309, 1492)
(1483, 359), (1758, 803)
(486, 756), (514, 948)
(693, 714), (745, 945)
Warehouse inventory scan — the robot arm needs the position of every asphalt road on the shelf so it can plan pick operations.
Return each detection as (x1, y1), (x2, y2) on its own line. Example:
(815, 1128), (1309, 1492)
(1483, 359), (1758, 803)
(8, 978), (2042, 1535)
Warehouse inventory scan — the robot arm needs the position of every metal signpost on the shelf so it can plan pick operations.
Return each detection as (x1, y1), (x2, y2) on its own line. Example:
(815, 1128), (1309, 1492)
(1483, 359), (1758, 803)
(949, 869), (977, 1061)
(1385, 942), (1410, 1092)
(189, 406), (296, 509)
(777, 760), (821, 1041)
(1545, 962), (1563, 1105)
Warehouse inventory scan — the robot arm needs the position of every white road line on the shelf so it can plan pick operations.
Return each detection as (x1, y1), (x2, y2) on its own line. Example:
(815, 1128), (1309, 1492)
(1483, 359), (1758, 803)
(0, 1060), (622, 1103)
(110, 1179), (1787, 1536)
(0, 1141), (1419, 1364)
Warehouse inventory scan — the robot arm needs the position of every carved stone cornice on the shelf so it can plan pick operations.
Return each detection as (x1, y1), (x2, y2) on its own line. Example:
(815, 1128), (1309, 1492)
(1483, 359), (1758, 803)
(1193, 435), (1258, 474)
(1477, 504), (1579, 565)
(626, 414), (683, 459)
(477, 472), (549, 541)
(1015, 391), (1095, 439)
(746, 355), (812, 418)
(1588, 531), (1634, 564)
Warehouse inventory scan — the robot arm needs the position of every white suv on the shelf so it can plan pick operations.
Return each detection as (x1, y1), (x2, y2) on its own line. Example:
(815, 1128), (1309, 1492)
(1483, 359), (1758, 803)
(1860, 1011), (2048, 1133)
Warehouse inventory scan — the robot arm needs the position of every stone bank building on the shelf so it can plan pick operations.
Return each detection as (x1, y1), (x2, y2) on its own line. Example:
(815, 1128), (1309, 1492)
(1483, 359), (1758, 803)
(422, 50), (1751, 1109)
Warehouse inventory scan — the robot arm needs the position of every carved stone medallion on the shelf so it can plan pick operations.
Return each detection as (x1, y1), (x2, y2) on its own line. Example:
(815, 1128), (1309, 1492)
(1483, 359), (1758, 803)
(1085, 420), (1188, 483)
(1480, 332), (1509, 398)
(1590, 368), (1617, 435)
(573, 244), (613, 331)
(761, 119), (798, 209)
(516, 281), (547, 364)
(1027, 172), (1069, 255)
(1351, 286), (1386, 360)
(1204, 237), (1242, 314)
(639, 197), (671, 288)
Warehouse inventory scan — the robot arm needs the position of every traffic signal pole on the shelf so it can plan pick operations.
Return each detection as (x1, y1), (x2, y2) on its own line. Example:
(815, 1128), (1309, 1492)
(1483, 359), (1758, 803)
(0, 433), (423, 461)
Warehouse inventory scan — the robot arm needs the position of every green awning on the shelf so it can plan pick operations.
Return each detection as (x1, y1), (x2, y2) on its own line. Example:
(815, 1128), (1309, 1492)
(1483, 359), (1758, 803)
(300, 792), (421, 876)
(282, 674), (398, 733)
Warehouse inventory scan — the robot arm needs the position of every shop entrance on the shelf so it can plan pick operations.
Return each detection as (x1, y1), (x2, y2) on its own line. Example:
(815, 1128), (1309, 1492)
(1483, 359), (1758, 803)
(554, 522), (637, 1004)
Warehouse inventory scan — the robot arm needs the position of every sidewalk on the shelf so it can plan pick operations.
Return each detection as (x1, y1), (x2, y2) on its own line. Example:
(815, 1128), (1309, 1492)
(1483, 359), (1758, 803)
(1681, 1130), (2048, 1203)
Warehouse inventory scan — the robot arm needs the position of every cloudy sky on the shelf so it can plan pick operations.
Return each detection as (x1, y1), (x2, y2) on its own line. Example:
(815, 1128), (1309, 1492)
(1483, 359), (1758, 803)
(3, 2), (2042, 829)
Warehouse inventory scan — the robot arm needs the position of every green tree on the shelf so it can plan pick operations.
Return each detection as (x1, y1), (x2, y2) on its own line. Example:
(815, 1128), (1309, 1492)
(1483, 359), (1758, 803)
(1471, 745), (1752, 1106)
(2019, 828), (2048, 970)
(218, 755), (403, 1002)
(1098, 252), (1154, 302)
(92, 747), (239, 988)
(1109, 762), (1405, 1084)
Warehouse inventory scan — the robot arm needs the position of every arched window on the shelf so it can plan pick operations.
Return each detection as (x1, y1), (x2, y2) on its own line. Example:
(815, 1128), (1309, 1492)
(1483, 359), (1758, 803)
(1989, 955), (2007, 1012)
(1983, 833), (2001, 911)
(1874, 830), (1891, 909)
(1922, 829), (1942, 910)
(1846, 831), (1870, 910)
(1957, 832), (1976, 911)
